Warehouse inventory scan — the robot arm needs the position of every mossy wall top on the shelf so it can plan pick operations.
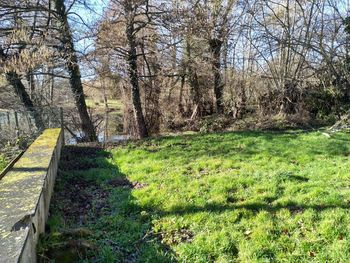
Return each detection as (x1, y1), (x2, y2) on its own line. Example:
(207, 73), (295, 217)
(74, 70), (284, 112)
(0, 128), (62, 262)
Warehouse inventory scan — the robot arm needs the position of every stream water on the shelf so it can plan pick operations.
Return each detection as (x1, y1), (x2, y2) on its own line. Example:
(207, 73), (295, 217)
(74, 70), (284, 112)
(66, 132), (128, 145)
(0, 109), (127, 145)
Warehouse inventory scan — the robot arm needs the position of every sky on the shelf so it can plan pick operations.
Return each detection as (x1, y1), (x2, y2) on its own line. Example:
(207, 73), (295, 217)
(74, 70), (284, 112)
(69, 0), (108, 78)
(70, 0), (107, 44)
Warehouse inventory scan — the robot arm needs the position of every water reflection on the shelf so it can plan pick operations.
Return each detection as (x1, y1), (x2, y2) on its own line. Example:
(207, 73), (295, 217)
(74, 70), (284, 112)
(66, 110), (127, 145)
(66, 132), (128, 145)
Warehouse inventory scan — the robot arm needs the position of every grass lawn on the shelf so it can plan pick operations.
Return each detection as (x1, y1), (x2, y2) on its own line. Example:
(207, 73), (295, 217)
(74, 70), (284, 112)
(41, 130), (350, 262)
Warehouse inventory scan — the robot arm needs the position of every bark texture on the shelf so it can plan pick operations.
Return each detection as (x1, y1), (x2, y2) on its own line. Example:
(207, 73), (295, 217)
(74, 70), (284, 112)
(124, 1), (148, 139)
(209, 38), (224, 114)
(55, 0), (97, 141)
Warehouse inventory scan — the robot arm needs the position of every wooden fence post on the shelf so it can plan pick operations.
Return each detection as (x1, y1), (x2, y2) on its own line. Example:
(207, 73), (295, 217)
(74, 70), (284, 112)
(6, 112), (10, 126)
(60, 107), (65, 145)
(14, 111), (19, 138)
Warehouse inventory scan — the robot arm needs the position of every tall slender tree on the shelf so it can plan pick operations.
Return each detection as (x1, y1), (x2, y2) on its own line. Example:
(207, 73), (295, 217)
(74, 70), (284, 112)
(123, 0), (149, 138)
(54, 0), (97, 141)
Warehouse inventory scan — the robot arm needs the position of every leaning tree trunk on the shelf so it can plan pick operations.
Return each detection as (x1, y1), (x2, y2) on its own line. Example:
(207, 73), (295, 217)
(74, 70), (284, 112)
(6, 71), (44, 131)
(54, 0), (97, 142)
(0, 47), (44, 130)
(209, 38), (224, 114)
(124, 2), (148, 139)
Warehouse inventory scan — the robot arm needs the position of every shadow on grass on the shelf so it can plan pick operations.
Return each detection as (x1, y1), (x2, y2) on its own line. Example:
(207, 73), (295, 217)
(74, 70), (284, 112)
(38, 145), (177, 263)
(157, 201), (350, 218)
(39, 130), (350, 262)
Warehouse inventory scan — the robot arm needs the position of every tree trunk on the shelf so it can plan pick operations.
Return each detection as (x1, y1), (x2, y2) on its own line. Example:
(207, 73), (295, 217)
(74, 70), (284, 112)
(209, 38), (224, 114)
(124, 2), (148, 139)
(6, 71), (44, 131)
(186, 41), (202, 117)
(140, 40), (160, 134)
(54, 0), (97, 142)
(189, 71), (202, 117)
(126, 36), (149, 139)
(178, 74), (185, 115)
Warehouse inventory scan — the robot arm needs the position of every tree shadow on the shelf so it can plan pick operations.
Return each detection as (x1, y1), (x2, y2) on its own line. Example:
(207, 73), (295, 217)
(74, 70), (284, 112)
(11, 167), (48, 172)
(38, 145), (177, 263)
(38, 130), (350, 262)
(156, 201), (350, 218)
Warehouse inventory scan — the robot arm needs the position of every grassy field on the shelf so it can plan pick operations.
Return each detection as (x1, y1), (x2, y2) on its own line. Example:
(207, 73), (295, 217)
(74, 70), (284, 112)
(85, 98), (123, 112)
(41, 130), (350, 262)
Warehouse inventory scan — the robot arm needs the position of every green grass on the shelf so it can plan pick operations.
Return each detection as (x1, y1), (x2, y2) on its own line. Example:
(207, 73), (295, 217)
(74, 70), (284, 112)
(43, 130), (350, 262)
(85, 98), (123, 111)
(0, 154), (7, 172)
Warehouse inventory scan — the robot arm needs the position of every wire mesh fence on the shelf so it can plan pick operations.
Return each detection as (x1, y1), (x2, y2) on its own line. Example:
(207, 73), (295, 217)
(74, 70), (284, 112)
(0, 104), (128, 148)
(0, 107), (63, 168)
(0, 107), (63, 146)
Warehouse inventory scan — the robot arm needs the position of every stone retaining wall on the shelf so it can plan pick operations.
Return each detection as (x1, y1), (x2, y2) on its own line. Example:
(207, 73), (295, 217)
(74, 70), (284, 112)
(0, 129), (64, 263)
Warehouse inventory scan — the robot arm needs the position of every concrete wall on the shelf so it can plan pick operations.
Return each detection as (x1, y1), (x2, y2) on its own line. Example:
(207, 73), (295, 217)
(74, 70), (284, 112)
(0, 129), (64, 263)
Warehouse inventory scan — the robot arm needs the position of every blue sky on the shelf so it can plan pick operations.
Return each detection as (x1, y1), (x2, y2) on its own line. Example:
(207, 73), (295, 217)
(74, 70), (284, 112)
(69, 0), (108, 78)
(70, 0), (107, 51)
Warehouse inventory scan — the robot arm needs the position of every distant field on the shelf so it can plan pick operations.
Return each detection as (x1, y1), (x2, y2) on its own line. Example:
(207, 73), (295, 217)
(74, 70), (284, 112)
(42, 130), (350, 262)
(85, 98), (123, 111)
(84, 98), (124, 135)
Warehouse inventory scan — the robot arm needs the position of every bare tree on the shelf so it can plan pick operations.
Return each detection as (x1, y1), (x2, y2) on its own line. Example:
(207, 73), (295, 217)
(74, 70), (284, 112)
(54, 0), (97, 141)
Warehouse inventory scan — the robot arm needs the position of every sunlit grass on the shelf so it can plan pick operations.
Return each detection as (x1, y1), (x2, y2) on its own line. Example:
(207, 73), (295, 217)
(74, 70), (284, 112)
(110, 130), (350, 262)
(44, 130), (350, 262)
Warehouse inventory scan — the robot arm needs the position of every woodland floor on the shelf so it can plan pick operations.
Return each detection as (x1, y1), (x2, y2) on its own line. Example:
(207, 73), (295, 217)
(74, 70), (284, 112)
(39, 130), (350, 262)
